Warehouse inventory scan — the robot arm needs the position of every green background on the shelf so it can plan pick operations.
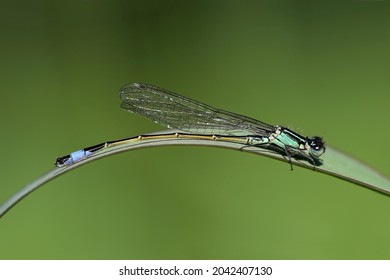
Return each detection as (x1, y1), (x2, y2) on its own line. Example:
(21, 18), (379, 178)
(1, 0), (390, 259)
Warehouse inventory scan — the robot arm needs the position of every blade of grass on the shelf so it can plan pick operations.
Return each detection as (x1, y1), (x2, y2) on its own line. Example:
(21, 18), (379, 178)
(1, 129), (389, 218)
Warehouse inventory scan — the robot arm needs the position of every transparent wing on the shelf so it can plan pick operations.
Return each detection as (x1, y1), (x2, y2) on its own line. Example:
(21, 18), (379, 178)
(120, 83), (276, 136)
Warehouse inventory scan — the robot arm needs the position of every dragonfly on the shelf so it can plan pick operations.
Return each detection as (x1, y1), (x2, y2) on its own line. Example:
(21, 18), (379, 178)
(55, 83), (325, 169)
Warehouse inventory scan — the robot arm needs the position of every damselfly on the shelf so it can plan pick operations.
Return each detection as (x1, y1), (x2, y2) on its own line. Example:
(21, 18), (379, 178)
(55, 83), (325, 168)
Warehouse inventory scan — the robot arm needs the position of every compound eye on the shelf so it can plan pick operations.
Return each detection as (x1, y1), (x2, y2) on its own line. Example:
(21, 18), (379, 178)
(308, 136), (325, 158)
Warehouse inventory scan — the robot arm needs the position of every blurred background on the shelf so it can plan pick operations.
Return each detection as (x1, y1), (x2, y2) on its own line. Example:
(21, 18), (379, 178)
(1, 0), (390, 259)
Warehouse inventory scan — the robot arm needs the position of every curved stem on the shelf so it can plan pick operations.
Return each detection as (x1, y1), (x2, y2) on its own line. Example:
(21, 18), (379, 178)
(1, 129), (389, 218)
